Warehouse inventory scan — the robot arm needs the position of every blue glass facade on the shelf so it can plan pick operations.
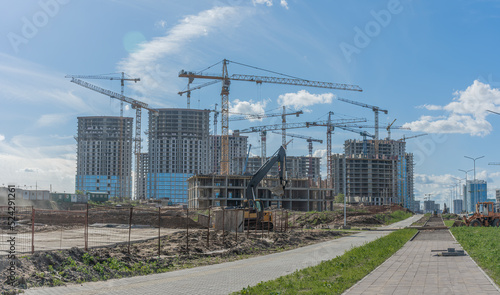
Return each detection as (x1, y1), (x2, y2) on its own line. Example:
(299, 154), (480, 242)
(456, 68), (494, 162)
(465, 180), (487, 212)
(146, 173), (191, 204)
(75, 175), (130, 198)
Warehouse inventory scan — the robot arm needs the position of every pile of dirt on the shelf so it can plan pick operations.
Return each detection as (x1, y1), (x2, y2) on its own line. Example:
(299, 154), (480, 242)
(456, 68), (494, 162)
(0, 230), (346, 294)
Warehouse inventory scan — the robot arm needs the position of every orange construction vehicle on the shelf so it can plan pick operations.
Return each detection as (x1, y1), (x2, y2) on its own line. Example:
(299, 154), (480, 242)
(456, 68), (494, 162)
(463, 202), (500, 227)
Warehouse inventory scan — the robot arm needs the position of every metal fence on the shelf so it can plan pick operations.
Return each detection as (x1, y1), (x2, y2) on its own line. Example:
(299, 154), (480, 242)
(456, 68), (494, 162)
(0, 205), (299, 256)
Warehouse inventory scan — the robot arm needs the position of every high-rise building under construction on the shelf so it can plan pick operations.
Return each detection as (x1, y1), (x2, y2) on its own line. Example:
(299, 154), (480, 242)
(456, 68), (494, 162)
(75, 116), (133, 198)
(147, 109), (211, 203)
(332, 139), (415, 211)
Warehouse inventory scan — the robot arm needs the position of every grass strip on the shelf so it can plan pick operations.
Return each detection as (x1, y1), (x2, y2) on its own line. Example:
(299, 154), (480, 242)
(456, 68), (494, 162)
(443, 220), (455, 227)
(375, 210), (413, 225)
(451, 227), (500, 286)
(234, 228), (417, 295)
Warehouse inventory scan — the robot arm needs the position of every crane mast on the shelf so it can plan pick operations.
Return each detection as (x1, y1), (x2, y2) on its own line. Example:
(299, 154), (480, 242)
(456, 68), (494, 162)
(179, 59), (363, 175)
(337, 97), (388, 140)
(68, 77), (158, 200)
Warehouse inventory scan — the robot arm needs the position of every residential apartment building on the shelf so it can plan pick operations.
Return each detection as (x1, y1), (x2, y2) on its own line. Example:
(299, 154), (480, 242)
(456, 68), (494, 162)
(147, 109), (210, 203)
(75, 116), (133, 198)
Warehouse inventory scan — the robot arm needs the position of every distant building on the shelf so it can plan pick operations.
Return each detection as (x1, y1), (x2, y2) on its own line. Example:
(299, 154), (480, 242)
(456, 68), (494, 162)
(465, 180), (487, 212)
(453, 199), (463, 214)
(75, 116), (134, 198)
(423, 200), (435, 213)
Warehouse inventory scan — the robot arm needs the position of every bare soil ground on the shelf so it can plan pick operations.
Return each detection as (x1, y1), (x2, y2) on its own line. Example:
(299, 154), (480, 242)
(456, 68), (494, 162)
(290, 204), (410, 229)
(0, 230), (347, 294)
(0, 203), (413, 294)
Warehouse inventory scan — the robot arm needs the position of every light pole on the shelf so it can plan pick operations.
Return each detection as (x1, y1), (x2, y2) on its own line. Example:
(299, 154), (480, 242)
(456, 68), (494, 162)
(464, 155), (484, 181)
(458, 169), (473, 213)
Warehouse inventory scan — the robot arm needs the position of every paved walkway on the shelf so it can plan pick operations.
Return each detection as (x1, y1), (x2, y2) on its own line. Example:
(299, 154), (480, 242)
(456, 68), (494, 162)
(344, 227), (500, 294)
(24, 215), (421, 295)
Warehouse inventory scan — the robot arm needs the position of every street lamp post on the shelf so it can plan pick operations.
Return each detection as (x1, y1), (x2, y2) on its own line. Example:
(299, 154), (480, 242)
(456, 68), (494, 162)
(464, 155), (485, 181)
(458, 169), (473, 214)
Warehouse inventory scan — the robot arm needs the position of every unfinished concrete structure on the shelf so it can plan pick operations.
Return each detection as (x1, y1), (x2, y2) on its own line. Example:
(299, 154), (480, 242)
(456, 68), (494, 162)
(208, 134), (248, 174)
(232, 156), (321, 180)
(188, 175), (333, 211)
(75, 116), (133, 198)
(137, 152), (149, 200)
(147, 109), (210, 203)
(332, 139), (415, 210)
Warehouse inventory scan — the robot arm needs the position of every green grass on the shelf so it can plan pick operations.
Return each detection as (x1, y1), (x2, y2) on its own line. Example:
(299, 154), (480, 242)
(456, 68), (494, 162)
(234, 228), (417, 295)
(375, 210), (413, 225)
(451, 227), (500, 286)
(443, 220), (455, 227)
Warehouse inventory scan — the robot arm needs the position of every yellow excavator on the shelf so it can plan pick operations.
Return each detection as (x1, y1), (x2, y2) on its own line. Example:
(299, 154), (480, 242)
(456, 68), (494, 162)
(242, 146), (287, 230)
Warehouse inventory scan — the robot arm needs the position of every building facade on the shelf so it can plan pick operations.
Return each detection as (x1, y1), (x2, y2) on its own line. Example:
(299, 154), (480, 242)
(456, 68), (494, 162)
(75, 116), (133, 198)
(453, 199), (463, 214)
(232, 156), (321, 180)
(208, 135), (248, 175)
(147, 109), (210, 203)
(332, 139), (414, 209)
(137, 152), (149, 200)
(187, 175), (333, 211)
(465, 180), (487, 212)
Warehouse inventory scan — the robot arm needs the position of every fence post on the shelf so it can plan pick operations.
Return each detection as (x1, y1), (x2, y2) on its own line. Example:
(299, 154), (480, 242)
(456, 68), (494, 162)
(186, 207), (189, 255)
(235, 209), (238, 244)
(285, 211), (288, 232)
(128, 207), (133, 254)
(222, 206), (225, 247)
(207, 207), (210, 248)
(281, 209), (284, 232)
(31, 207), (34, 254)
(85, 204), (88, 251)
(268, 211), (270, 236)
(246, 208), (250, 238)
(158, 207), (161, 256)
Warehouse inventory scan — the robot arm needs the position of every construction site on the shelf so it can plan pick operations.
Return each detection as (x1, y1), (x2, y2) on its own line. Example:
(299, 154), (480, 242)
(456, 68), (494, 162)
(0, 59), (421, 293)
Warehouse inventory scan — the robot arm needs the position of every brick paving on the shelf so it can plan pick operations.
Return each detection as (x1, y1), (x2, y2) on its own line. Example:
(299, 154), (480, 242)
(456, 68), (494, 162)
(344, 221), (500, 294)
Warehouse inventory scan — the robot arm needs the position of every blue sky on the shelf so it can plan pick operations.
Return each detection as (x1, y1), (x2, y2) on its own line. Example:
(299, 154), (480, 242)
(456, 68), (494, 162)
(1, 0), (500, 207)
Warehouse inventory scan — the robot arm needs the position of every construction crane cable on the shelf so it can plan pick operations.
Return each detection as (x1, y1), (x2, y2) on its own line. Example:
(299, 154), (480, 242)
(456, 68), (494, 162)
(227, 60), (305, 80)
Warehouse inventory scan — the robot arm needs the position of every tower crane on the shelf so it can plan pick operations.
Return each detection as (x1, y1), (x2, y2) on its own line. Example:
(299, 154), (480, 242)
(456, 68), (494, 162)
(233, 110), (302, 165)
(336, 126), (375, 156)
(178, 59), (363, 175)
(399, 134), (427, 141)
(271, 131), (323, 182)
(386, 119), (397, 140)
(65, 73), (140, 117)
(489, 162), (500, 166)
(67, 77), (158, 199)
(236, 114), (366, 194)
(337, 97), (388, 140)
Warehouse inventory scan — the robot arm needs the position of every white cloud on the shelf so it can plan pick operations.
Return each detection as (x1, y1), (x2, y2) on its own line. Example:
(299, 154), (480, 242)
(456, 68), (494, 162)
(155, 20), (167, 29)
(118, 6), (246, 103)
(229, 99), (269, 120)
(253, 0), (273, 6)
(278, 90), (334, 110)
(36, 113), (70, 127)
(280, 0), (289, 9)
(0, 134), (4, 141)
(404, 80), (500, 136)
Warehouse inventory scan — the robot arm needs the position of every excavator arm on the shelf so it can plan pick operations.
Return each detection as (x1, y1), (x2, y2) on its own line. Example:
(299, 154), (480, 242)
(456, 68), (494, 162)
(245, 146), (287, 202)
